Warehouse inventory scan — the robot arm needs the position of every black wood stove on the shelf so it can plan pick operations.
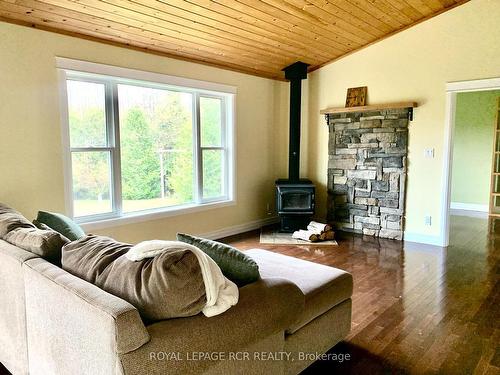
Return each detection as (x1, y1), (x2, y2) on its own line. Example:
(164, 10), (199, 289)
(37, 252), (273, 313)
(276, 62), (315, 232)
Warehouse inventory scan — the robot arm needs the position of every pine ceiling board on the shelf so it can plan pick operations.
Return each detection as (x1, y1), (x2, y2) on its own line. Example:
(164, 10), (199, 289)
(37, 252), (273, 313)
(190, 0), (359, 53)
(0, 9), (282, 78)
(382, 0), (425, 21)
(0, 5), (188, 54)
(28, 0), (295, 68)
(0, 11), (139, 45)
(317, 0), (395, 32)
(280, 0), (385, 39)
(134, 0), (330, 62)
(344, 0), (405, 29)
(304, 0), (390, 34)
(72, 0), (334, 62)
(402, 0), (434, 14)
(269, 0), (381, 45)
(441, 0), (459, 6)
(225, 0), (371, 48)
(0, 1), (282, 75)
(0, 0), (470, 79)
(365, 0), (416, 25)
(159, 0), (340, 60)
(8, 0), (286, 71)
(421, 0), (445, 12)
(122, 0), (324, 63)
(16, 0), (271, 64)
(44, 0), (289, 62)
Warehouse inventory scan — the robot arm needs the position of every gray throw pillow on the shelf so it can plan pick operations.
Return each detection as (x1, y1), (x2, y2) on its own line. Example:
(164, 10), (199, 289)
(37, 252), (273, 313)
(62, 235), (207, 322)
(0, 203), (35, 238)
(176, 233), (260, 287)
(4, 227), (69, 264)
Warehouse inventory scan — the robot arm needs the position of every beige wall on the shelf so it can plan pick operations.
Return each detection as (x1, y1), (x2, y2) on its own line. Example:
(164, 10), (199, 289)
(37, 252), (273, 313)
(0, 22), (288, 243)
(305, 0), (500, 242)
(3, 0), (499, 245)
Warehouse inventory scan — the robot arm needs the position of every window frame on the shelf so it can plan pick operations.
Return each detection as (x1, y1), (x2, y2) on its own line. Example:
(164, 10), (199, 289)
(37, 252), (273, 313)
(57, 58), (236, 230)
(196, 93), (228, 203)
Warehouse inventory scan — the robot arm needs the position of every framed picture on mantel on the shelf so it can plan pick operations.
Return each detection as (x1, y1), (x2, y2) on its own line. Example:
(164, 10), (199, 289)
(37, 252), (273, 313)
(345, 86), (367, 107)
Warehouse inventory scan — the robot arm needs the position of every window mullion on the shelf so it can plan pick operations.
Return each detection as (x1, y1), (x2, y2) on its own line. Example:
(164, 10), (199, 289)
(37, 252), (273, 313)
(193, 93), (203, 203)
(108, 82), (123, 216)
(199, 146), (224, 151)
(221, 97), (228, 198)
(70, 147), (113, 152)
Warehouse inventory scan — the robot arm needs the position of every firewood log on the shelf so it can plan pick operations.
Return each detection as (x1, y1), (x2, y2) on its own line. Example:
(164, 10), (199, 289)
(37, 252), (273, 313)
(292, 230), (321, 242)
(320, 230), (335, 241)
(307, 221), (332, 233)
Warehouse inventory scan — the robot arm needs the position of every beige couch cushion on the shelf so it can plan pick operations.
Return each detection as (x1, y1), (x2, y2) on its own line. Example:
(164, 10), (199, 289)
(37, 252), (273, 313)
(120, 277), (304, 375)
(246, 249), (353, 334)
(0, 203), (35, 237)
(4, 227), (69, 264)
(62, 235), (207, 322)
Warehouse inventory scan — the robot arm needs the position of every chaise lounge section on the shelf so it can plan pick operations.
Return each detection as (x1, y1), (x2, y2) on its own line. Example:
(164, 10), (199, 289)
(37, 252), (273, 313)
(246, 249), (353, 374)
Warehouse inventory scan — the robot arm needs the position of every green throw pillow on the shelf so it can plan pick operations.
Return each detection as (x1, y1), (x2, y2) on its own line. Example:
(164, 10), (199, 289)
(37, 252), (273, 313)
(176, 233), (260, 287)
(36, 211), (85, 241)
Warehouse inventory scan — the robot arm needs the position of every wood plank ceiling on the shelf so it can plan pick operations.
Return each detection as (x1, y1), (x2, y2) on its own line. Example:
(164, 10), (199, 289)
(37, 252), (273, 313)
(0, 0), (468, 80)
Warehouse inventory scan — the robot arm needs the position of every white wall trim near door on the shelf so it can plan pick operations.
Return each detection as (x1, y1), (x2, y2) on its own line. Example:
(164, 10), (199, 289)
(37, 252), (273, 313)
(439, 91), (457, 247)
(200, 216), (279, 240)
(450, 202), (488, 212)
(446, 77), (500, 93)
(439, 77), (500, 247)
(403, 232), (445, 247)
(450, 202), (489, 218)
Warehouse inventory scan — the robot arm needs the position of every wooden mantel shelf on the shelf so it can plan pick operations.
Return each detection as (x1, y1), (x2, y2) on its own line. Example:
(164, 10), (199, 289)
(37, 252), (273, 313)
(320, 101), (418, 115)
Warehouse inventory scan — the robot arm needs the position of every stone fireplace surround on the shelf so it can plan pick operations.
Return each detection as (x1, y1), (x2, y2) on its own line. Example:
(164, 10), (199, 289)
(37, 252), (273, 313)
(325, 107), (412, 240)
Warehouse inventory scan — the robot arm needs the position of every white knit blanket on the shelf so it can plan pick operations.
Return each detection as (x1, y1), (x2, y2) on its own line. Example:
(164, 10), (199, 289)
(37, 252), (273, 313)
(126, 240), (239, 317)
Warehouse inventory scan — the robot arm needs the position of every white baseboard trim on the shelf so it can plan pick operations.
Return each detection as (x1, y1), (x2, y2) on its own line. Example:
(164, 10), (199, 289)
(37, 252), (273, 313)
(450, 202), (488, 212)
(450, 202), (488, 218)
(403, 232), (445, 247)
(200, 216), (279, 240)
(450, 209), (489, 219)
(203, 219), (445, 247)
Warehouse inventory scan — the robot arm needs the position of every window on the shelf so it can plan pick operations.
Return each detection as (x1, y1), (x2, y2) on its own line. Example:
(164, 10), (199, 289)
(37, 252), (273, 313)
(59, 60), (235, 224)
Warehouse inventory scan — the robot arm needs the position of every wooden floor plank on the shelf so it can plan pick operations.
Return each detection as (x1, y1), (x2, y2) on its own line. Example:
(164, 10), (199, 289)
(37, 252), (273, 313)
(223, 215), (500, 374)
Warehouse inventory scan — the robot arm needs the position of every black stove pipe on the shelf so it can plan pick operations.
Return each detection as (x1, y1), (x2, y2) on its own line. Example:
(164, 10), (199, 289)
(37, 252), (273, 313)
(283, 62), (309, 182)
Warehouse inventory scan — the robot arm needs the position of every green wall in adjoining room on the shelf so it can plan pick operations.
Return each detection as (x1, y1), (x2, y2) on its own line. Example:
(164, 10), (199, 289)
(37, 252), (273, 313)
(451, 90), (500, 206)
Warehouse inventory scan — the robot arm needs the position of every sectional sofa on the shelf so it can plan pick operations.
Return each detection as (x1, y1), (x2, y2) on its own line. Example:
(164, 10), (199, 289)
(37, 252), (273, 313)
(0, 235), (352, 375)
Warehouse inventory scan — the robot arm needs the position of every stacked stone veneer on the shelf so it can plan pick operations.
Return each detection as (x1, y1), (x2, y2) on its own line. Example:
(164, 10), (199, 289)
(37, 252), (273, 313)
(326, 108), (410, 240)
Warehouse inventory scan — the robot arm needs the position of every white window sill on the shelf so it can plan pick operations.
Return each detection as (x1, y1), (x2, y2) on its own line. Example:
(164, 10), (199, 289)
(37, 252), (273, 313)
(78, 200), (236, 232)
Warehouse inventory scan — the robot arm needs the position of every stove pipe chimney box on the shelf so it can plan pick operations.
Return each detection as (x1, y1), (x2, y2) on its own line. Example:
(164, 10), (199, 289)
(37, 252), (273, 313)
(275, 62), (315, 232)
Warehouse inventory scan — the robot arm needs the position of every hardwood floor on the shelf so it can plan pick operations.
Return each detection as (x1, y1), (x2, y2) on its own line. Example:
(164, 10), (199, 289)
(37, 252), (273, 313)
(1, 215), (497, 374)
(222, 215), (500, 375)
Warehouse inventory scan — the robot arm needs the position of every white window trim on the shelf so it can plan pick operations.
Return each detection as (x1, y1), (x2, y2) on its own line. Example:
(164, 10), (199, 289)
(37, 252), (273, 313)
(57, 58), (237, 229)
(56, 57), (237, 94)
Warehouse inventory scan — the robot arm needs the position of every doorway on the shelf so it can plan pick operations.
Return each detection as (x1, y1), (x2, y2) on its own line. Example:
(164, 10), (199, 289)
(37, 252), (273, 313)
(441, 78), (500, 246)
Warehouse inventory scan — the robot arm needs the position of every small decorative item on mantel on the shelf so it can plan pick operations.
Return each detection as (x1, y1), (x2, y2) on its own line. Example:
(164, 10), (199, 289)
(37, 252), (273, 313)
(345, 86), (367, 107)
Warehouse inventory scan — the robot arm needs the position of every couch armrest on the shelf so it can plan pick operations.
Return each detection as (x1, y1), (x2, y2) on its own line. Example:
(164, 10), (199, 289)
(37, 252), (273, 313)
(120, 277), (305, 375)
(23, 258), (150, 375)
(0, 240), (38, 375)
